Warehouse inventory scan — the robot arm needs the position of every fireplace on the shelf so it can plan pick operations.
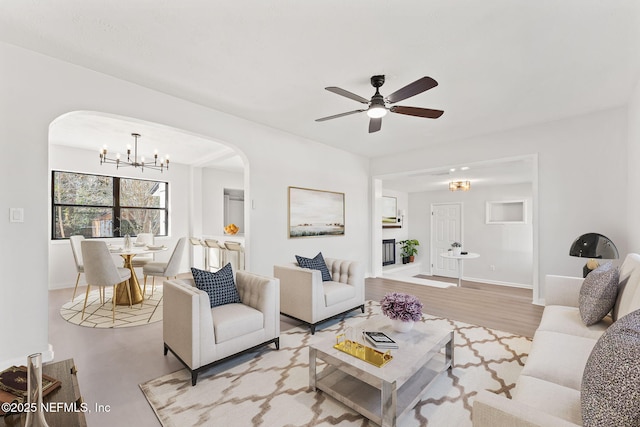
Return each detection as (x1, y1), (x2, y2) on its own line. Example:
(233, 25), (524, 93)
(382, 239), (396, 266)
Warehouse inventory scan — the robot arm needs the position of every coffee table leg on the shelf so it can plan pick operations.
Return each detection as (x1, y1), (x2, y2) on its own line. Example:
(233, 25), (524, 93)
(381, 380), (397, 427)
(309, 347), (317, 391)
(446, 331), (454, 370)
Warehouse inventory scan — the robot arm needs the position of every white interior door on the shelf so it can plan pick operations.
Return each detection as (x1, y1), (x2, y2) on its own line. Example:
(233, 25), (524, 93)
(431, 203), (462, 278)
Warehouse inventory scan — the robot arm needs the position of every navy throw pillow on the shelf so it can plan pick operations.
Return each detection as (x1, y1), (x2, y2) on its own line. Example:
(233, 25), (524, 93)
(191, 263), (241, 308)
(295, 252), (332, 282)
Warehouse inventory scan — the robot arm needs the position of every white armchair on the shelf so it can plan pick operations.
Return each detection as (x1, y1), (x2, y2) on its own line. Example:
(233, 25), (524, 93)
(274, 258), (364, 334)
(163, 271), (280, 385)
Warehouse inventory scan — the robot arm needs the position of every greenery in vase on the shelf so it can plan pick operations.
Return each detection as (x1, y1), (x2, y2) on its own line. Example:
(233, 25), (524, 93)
(451, 241), (462, 248)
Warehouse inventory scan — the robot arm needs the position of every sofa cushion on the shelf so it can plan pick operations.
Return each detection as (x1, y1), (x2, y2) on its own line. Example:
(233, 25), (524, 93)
(581, 309), (640, 426)
(191, 264), (241, 308)
(211, 303), (263, 343)
(578, 262), (619, 326)
(537, 305), (611, 340)
(512, 375), (582, 425)
(296, 252), (332, 281)
(519, 330), (598, 390)
(323, 281), (355, 307)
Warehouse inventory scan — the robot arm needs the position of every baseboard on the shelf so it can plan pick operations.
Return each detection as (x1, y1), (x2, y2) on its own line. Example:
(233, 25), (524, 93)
(0, 344), (54, 371)
(463, 276), (532, 289)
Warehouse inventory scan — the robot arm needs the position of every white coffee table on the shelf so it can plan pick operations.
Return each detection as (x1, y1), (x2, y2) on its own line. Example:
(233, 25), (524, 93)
(309, 317), (454, 427)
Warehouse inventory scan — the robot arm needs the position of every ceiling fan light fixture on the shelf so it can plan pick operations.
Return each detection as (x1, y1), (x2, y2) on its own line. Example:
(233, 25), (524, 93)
(367, 104), (387, 118)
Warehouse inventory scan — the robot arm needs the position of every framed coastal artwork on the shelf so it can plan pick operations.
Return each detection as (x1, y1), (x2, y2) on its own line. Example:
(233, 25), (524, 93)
(288, 186), (345, 238)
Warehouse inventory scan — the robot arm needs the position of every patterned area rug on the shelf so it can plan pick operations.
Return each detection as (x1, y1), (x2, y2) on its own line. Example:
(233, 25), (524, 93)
(59, 286), (163, 328)
(140, 301), (530, 426)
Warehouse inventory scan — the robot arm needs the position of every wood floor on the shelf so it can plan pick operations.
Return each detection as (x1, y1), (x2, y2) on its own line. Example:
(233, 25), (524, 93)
(366, 276), (544, 338)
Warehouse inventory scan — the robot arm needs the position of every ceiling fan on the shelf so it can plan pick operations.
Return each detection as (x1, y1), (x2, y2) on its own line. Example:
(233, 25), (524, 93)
(316, 75), (444, 133)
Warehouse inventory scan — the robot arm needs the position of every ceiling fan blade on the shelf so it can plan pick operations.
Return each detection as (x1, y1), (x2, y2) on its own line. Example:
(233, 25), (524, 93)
(386, 77), (438, 104)
(325, 87), (370, 104)
(369, 117), (382, 133)
(315, 109), (366, 122)
(390, 105), (444, 119)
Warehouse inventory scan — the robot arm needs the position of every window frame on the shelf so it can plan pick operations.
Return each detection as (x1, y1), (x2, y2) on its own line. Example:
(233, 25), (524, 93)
(51, 170), (169, 240)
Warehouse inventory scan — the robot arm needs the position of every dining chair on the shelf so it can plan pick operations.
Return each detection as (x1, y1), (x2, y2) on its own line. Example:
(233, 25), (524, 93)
(131, 233), (155, 268)
(189, 237), (207, 269)
(142, 237), (187, 298)
(69, 235), (87, 302)
(81, 240), (133, 322)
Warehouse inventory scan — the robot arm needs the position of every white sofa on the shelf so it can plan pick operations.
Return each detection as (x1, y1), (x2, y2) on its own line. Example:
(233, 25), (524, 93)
(163, 271), (280, 385)
(274, 258), (364, 334)
(473, 253), (640, 426)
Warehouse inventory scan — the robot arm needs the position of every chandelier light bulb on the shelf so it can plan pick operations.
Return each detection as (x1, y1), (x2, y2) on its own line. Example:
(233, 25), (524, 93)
(98, 133), (168, 173)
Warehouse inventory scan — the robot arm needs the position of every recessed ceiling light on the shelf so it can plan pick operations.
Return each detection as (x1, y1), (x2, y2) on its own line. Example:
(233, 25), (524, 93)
(461, 166), (470, 171)
(449, 168), (456, 172)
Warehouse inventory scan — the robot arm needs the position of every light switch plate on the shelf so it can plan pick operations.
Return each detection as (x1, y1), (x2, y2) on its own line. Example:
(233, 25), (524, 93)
(10, 208), (24, 223)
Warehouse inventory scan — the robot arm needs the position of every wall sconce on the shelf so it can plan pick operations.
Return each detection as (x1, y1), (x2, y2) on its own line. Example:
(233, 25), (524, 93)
(449, 181), (471, 191)
(398, 209), (406, 225)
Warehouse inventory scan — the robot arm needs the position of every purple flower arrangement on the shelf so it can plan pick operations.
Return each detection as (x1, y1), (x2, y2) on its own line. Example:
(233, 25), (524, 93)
(380, 292), (423, 322)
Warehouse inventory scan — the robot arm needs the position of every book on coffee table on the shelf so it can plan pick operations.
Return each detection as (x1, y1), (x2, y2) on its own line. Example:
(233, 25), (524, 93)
(362, 331), (399, 349)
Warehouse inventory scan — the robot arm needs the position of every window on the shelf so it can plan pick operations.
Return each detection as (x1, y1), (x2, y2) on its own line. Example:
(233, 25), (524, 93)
(52, 171), (168, 239)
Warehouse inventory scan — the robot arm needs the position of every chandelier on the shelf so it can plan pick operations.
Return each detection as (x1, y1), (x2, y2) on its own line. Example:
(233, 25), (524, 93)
(449, 181), (470, 191)
(100, 133), (169, 172)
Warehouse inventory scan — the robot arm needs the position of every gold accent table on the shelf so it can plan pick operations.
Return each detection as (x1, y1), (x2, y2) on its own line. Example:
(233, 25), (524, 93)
(110, 246), (167, 306)
(309, 317), (453, 427)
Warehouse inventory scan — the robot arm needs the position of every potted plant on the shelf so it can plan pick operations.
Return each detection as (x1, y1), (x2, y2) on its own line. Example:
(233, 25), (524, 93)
(451, 241), (462, 256)
(398, 239), (420, 263)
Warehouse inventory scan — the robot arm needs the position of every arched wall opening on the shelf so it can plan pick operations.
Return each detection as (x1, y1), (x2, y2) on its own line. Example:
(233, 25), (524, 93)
(47, 110), (250, 290)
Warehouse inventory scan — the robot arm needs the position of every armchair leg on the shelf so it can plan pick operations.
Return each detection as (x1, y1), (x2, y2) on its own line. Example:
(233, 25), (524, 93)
(163, 343), (169, 356)
(191, 371), (198, 386)
(360, 304), (365, 313)
(310, 325), (316, 335)
(275, 337), (280, 350)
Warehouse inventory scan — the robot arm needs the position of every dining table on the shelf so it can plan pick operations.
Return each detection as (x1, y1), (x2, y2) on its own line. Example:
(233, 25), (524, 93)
(108, 245), (168, 305)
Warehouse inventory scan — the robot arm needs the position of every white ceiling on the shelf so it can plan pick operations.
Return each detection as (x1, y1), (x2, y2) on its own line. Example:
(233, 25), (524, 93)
(2, 1), (639, 178)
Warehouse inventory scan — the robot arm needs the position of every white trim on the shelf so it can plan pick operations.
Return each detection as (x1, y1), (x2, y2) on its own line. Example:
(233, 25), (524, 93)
(462, 276), (532, 289)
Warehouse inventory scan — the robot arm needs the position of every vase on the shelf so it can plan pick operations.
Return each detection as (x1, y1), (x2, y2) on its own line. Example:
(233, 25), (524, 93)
(25, 353), (50, 427)
(391, 319), (414, 333)
(452, 247), (461, 256)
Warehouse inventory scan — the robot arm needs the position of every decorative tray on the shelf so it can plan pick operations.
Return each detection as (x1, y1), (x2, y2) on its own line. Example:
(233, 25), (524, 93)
(333, 334), (393, 368)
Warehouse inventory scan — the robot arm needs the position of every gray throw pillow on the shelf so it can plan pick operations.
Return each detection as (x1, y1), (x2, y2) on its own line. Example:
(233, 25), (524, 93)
(191, 263), (241, 308)
(578, 262), (619, 326)
(295, 252), (332, 281)
(581, 309), (640, 426)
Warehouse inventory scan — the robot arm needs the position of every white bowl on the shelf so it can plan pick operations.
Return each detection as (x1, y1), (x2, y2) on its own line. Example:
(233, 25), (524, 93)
(146, 245), (165, 250)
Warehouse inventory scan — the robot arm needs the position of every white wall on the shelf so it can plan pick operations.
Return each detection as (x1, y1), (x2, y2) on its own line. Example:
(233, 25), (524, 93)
(0, 42), (370, 367)
(201, 168), (243, 236)
(48, 144), (192, 289)
(628, 78), (640, 251)
(409, 183), (533, 287)
(372, 107), (629, 302)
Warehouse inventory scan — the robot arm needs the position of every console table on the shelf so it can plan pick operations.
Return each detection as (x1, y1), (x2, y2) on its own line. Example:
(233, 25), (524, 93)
(0, 359), (86, 427)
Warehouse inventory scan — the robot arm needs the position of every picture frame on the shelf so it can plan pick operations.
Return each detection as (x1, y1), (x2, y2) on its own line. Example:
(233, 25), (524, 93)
(288, 186), (345, 238)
